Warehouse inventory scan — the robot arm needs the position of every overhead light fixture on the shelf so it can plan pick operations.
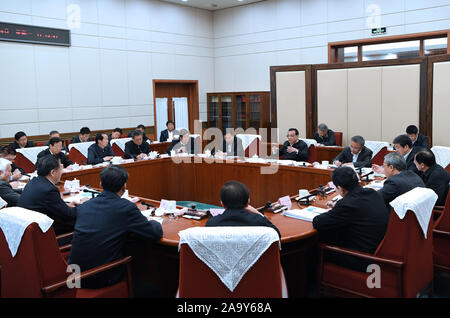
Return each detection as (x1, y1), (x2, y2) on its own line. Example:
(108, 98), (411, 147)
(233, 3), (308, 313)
(181, 0), (188, 2)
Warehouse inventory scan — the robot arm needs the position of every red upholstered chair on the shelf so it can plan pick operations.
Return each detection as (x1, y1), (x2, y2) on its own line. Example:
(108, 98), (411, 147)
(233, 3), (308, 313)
(445, 164), (450, 173)
(111, 143), (125, 158)
(318, 208), (434, 298)
(34, 141), (46, 147)
(0, 223), (133, 298)
(433, 192), (450, 274)
(245, 138), (260, 157)
(177, 242), (287, 298)
(307, 144), (317, 163)
(334, 132), (343, 146)
(14, 152), (35, 173)
(370, 147), (389, 166)
(68, 147), (87, 165)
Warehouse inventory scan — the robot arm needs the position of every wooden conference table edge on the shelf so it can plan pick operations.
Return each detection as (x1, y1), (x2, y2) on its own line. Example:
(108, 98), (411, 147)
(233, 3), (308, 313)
(59, 156), (334, 247)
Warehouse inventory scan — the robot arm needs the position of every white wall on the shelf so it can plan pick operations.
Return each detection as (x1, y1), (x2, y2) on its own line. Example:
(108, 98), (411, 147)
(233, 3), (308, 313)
(213, 0), (450, 92)
(0, 0), (214, 138)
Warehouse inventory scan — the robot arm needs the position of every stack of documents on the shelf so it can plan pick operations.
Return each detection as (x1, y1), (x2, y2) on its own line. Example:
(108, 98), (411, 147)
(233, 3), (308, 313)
(364, 179), (385, 190)
(283, 206), (329, 222)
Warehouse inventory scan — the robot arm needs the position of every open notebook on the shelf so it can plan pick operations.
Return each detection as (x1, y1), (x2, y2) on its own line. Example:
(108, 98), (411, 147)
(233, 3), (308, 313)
(283, 206), (329, 222)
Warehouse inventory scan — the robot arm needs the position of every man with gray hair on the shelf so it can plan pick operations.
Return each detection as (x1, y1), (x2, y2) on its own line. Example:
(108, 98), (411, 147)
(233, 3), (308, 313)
(377, 152), (425, 210)
(313, 123), (336, 146)
(0, 158), (21, 206)
(333, 135), (373, 168)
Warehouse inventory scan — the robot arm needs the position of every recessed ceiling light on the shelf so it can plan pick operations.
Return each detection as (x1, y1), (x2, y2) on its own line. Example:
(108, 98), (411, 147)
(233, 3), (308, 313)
(181, 0), (188, 2)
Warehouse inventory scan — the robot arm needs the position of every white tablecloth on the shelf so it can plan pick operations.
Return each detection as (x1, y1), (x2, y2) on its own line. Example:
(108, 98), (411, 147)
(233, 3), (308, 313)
(0, 207), (53, 257)
(178, 226), (280, 292)
(68, 141), (95, 159)
(16, 146), (48, 164)
(390, 187), (438, 238)
(365, 141), (390, 158)
(431, 146), (450, 168)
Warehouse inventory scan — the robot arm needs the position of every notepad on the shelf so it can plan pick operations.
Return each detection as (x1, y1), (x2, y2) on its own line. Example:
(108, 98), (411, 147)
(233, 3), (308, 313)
(283, 206), (329, 222)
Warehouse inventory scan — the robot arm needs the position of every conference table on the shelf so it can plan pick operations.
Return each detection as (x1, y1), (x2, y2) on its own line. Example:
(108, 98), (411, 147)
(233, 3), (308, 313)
(60, 156), (337, 297)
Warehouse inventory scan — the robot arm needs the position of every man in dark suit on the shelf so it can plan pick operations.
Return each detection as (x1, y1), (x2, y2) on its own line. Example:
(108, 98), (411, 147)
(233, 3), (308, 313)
(312, 123), (336, 146)
(374, 152), (425, 210)
(37, 137), (73, 168)
(125, 130), (151, 160)
(128, 124), (149, 142)
(68, 165), (163, 290)
(87, 133), (115, 165)
(71, 127), (91, 144)
(0, 146), (25, 180)
(9, 131), (35, 150)
(108, 128), (122, 141)
(392, 134), (419, 174)
(414, 150), (450, 206)
(18, 155), (84, 235)
(44, 131), (67, 152)
(333, 135), (373, 168)
(272, 128), (308, 161)
(0, 158), (21, 207)
(213, 131), (245, 157)
(159, 120), (178, 142)
(166, 129), (199, 155)
(206, 181), (281, 238)
(313, 166), (389, 272)
(406, 125), (428, 150)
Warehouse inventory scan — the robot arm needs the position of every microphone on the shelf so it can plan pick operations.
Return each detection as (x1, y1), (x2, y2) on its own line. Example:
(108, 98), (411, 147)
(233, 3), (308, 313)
(258, 201), (272, 213)
(142, 201), (154, 208)
(81, 160), (87, 165)
(82, 186), (101, 198)
(360, 170), (374, 181)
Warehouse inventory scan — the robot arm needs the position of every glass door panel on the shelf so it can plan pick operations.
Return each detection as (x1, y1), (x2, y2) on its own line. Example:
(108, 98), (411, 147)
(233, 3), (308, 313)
(235, 95), (247, 129)
(208, 95), (219, 128)
(221, 95), (232, 130)
(249, 95), (261, 129)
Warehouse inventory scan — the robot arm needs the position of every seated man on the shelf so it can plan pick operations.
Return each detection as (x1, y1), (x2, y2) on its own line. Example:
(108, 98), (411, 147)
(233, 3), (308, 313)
(406, 125), (428, 150)
(108, 128), (122, 141)
(71, 127), (91, 144)
(213, 131), (245, 157)
(37, 137), (74, 168)
(0, 158), (21, 207)
(0, 146), (25, 180)
(392, 134), (419, 174)
(414, 150), (449, 206)
(333, 135), (372, 168)
(206, 181), (280, 238)
(374, 152), (425, 210)
(9, 131), (35, 150)
(124, 130), (151, 160)
(166, 129), (199, 155)
(312, 123), (336, 146)
(87, 133), (115, 165)
(68, 165), (163, 289)
(44, 130), (68, 152)
(159, 120), (178, 142)
(18, 155), (83, 235)
(271, 128), (308, 161)
(312, 167), (389, 272)
(128, 124), (149, 142)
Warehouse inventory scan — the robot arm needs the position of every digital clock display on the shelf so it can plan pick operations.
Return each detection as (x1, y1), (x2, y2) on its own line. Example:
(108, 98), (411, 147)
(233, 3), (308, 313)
(0, 22), (70, 46)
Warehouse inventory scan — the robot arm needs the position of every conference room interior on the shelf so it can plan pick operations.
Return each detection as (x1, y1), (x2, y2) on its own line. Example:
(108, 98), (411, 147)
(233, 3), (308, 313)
(1, 0), (450, 301)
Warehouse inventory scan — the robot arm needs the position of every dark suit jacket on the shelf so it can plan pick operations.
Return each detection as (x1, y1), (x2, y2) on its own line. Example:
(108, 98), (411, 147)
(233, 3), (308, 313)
(70, 135), (92, 144)
(313, 185), (389, 272)
(334, 146), (373, 168)
(378, 170), (425, 210)
(87, 143), (114, 165)
(124, 140), (151, 159)
(206, 208), (281, 239)
(404, 148), (420, 175)
(421, 163), (450, 206)
(413, 134), (428, 150)
(17, 176), (77, 235)
(312, 130), (336, 146)
(0, 180), (21, 207)
(37, 148), (73, 168)
(159, 129), (179, 142)
(166, 138), (198, 155)
(44, 140), (68, 152)
(9, 140), (35, 150)
(68, 190), (163, 288)
(212, 137), (245, 157)
(278, 140), (309, 161)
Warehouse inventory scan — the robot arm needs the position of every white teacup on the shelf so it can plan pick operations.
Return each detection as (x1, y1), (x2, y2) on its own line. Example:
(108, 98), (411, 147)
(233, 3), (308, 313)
(322, 160), (329, 166)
